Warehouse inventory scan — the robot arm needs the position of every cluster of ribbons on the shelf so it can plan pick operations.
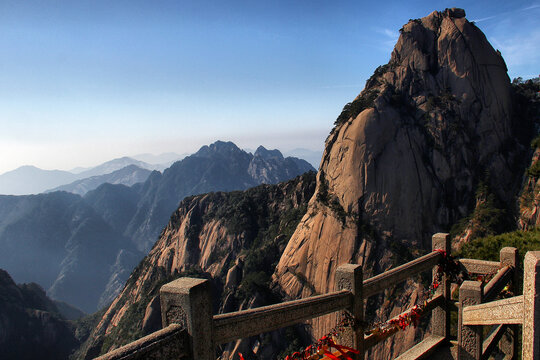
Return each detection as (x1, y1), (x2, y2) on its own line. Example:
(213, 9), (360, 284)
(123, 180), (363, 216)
(238, 332), (359, 360)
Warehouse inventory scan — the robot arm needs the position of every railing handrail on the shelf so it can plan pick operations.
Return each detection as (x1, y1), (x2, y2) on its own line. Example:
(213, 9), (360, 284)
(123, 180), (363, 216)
(363, 250), (443, 298)
(483, 265), (513, 302)
(213, 289), (352, 344)
(94, 324), (187, 360)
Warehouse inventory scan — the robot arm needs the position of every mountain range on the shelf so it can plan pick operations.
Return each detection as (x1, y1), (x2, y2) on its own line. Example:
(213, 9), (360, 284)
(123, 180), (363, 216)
(0, 142), (315, 314)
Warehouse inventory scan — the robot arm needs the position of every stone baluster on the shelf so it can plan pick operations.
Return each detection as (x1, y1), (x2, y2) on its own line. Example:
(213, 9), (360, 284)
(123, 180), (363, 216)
(336, 264), (364, 360)
(160, 277), (214, 360)
(458, 280), (483, 360)
(523, 251), (540, 359)
(431, 233), (450, 339)
(500, 247), (518, 359)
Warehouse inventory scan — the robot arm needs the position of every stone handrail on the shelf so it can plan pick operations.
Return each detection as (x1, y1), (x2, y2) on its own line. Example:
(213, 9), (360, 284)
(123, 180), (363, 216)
(213, 290), (352, 344)
(457, 247), (540, 360)
(483, 265), (513, 302)
(94, 324), (188, 360)
(458, 258), (501, 275)
(363, 250), (442, 298)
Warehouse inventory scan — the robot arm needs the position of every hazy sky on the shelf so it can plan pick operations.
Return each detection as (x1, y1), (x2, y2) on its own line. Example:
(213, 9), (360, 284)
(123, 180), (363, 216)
(1, 0), (538, 174)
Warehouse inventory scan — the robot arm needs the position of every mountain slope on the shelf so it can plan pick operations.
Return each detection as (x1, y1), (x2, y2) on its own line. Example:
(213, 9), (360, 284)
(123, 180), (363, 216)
(0, 192), (140, 313)
(79, 172), (316, 358)
(0, 269), (80, 360)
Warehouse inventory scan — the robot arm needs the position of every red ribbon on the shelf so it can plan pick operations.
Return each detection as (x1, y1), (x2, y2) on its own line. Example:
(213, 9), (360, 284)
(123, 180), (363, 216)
(238, 353), (245, 360)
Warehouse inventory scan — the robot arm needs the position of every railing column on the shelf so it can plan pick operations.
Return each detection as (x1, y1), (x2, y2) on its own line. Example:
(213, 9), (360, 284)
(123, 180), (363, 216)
(523, 251), (540, 359)
(458, 280), (483, 360)
(500, 247), (518, 359)
(336, 264), (364, 360)
(431, 233), (450, 339)
(160, 277), (214, 360)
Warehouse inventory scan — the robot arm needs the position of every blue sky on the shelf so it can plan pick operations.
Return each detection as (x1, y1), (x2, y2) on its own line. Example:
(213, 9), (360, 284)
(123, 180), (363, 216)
(0, 0), (538, 174)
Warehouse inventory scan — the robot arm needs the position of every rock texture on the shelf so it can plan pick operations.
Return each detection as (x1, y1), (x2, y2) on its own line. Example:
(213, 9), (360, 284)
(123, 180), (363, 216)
(273, 8), (530, 356)
(78, 173), (315, 358)
(520, 145), (540, 229)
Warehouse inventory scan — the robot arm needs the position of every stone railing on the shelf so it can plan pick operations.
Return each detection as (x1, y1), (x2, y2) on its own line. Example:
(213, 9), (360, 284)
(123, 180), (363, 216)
(95, 236), (539, 360)
(459, 250), (540, 360)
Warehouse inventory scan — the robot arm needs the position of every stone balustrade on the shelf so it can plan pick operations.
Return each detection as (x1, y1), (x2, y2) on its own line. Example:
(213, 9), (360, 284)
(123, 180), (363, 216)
(95, 236), (539, 360)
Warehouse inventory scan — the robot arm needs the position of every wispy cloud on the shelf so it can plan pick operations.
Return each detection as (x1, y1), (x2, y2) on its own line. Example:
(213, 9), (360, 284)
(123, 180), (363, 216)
(490, 30), (540, 68)
(373, 27), (400, 52)
(320, 84), (365, 89)
(472, 3), (540, 22)
(522, 4), (540, 10)
(472, 15), (497, 23)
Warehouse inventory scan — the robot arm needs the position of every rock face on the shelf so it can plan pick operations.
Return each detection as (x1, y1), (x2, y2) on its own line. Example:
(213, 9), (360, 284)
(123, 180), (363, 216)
(273, 8), (530, 354)
(79, 173), (316, 358)
(0, 269), (80, 360)
(520, 145), (540, 229)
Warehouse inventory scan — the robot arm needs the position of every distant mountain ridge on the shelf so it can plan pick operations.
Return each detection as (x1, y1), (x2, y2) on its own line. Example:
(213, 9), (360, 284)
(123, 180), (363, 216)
(47, 165), (152, 196)
(0, 166), (79, 195)
(0, 157), (161, 195)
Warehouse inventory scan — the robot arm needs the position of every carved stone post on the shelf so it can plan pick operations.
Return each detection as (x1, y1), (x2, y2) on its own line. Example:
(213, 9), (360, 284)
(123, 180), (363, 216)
(500, 247), (518, 359)
(523, 251), (540, 359)
(431, 233), (450, 339)
(160, 277), (214, 360)
(458, 281), (483, 360)
(336, 264), (364, 360)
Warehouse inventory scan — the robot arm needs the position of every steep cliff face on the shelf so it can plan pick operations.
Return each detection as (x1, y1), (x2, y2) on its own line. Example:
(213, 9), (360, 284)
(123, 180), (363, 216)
(273, 8), (530, 352)
(80, 173), (315, 357)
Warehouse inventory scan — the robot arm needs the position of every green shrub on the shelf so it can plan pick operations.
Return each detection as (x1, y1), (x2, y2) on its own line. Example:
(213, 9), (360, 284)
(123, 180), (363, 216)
(334, 89), (379, 126)
(459, 228), (540, 265)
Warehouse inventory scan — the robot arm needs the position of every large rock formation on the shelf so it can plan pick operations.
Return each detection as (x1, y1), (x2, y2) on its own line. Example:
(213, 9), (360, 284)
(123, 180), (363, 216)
(273, 8), (531, 355)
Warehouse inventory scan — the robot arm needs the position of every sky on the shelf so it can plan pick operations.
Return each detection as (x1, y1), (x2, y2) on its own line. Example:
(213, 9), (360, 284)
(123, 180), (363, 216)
(0, 0), (538, 174)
